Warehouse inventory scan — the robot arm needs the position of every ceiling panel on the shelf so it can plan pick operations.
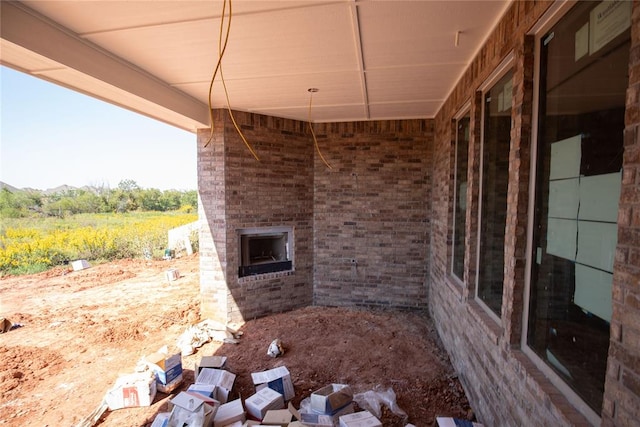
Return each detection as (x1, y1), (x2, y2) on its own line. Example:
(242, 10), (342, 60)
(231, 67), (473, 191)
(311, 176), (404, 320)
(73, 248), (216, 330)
(22, 1), (280, 34)
(369, 100), (443, 121)
(23, 1), (343, 35)
(3, 0), (513, 130)
(174, 70), (364, 110)
(365, 63), (463, 103)
(83, 19), (219, 85)
(358, 1), (509, 69)
(82, 2), (359, 83)
(212, 2), (359, 77)
(260, 103), (368, 123)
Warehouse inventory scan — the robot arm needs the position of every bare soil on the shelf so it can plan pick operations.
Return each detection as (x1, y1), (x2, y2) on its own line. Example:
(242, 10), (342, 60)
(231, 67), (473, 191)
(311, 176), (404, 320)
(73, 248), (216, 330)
(0, 254), (472, 426)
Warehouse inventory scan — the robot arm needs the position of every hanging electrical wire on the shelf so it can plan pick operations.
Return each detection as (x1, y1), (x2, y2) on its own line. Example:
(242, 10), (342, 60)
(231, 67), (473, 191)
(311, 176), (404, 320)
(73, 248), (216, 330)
(308, 88), (332, 169)
(204, 0), (259, 162)
(218, 0), (259, 161)
(203, 0), (230, 147)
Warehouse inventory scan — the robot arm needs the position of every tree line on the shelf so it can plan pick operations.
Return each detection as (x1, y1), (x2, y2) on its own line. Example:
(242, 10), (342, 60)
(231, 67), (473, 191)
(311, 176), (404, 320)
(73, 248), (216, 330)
(0, 179), (197, 218)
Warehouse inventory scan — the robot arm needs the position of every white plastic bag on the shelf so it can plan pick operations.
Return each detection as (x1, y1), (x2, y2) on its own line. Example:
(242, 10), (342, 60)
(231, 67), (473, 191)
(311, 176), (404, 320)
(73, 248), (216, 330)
(353, 386), (408, 422)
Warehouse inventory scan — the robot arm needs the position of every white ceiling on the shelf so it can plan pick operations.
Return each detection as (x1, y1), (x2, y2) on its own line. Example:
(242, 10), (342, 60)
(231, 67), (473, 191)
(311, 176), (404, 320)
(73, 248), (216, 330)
(1, 0), (511, 133)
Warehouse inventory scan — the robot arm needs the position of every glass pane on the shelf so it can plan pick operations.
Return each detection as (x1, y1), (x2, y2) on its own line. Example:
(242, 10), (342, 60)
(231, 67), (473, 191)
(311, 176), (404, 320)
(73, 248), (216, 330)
(527, 0), (631, 413)
(453, 114), (470, 281)
(477, 71), (513, 316)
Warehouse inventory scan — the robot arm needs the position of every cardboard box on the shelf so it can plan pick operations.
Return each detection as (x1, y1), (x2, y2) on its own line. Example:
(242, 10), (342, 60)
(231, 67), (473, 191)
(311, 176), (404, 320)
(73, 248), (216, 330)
(169, 391), (220, 427)
(214, 399), (246, 427)
(299, 413), (334, 427)
(165, 268), (180, 281)
(338, 411), (381, 427)
(146, 350), (183, 393)
(245, 387), (285, 420)
(300, 404), (353, 427)
(196, 355), (228, 377)
(71, 259), (90, 271)
(310, 384), (353, 415)
(436, 418), (484, 427)
(188, 383), (216, 398)
(261, 409), (293, 426)
(105, 371), (156, 410)
(150, 412), (170, 427)
(196, 367), (236, 403)
(251, 366), (295, 401)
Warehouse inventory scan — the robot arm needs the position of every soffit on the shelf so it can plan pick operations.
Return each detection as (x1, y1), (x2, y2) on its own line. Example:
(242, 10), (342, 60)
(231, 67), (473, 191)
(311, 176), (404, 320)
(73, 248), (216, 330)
(1, 0), (511, 132)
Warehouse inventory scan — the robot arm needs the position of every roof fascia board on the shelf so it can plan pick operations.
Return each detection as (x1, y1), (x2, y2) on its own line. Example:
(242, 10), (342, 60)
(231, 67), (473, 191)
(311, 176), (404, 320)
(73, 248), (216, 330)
(0, 1), (210, 129)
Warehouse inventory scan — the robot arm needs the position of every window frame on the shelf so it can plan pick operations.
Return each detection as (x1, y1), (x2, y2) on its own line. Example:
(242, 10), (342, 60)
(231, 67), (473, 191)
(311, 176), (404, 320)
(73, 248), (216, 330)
(474, 52), (515, 325)
(450, 103), (471, 285)
(520, 1), (620, 424)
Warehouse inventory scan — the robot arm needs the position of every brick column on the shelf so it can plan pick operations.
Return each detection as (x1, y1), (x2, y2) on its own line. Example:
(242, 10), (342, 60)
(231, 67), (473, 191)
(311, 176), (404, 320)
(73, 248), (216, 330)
(197, 112), (229, 324)
(502, 34), (534, 346)
(602, 2), (640, 425)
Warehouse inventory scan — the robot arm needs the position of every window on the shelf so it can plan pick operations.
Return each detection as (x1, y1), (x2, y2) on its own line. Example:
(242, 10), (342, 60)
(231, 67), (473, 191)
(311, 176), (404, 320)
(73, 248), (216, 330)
(527, 0), (631, 415)
(238, 226), (294, 277)
(452, 113), (470, 282)
(477, 70), (514, 316)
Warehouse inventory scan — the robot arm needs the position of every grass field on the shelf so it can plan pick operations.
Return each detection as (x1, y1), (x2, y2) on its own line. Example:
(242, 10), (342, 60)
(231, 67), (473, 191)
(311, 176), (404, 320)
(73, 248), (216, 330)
(0, 211), (197, 275)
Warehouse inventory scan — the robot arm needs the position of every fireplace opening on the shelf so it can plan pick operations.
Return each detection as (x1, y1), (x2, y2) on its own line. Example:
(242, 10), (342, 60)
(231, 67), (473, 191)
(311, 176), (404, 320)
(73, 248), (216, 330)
(238, 227), (293, 277)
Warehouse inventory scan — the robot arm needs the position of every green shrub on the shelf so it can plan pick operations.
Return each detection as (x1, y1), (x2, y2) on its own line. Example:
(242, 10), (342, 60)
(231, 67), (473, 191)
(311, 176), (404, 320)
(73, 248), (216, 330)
(0, 212), (197, 275)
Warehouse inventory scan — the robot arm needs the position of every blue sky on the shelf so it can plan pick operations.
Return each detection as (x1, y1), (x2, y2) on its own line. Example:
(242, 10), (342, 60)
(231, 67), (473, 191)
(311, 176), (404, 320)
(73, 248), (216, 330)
(0, 66), (197, 191)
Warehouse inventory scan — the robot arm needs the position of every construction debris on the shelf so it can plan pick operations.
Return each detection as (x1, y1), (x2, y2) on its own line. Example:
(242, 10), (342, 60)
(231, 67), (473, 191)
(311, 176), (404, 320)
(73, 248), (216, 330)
(71, 259), (90, 271)
(142, 346), (184, 393)
(90, 340), (411, 427)
(267, 338), (285, 358)
(0, 317), (21, 333)
(145, 353), (406, 427)
(165, 268), (180, 281)
(310, 384), (353, 415)
(168, 391), (219, 427)
(436, 417), (484, 427)
(176, 319), (243, 356)
(105, 371), (157, 410)
(339, 410), (381, 427)
(353, 386), (407, 423)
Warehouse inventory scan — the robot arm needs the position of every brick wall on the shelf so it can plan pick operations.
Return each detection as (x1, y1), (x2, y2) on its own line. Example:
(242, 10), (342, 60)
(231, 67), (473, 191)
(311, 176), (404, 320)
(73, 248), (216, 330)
(199, 114), (433, 322)
(429, 1), (640, 426)
(312, 120), (432, 308)
(602, 3), (640, 426)
(198, 110), (314, 324)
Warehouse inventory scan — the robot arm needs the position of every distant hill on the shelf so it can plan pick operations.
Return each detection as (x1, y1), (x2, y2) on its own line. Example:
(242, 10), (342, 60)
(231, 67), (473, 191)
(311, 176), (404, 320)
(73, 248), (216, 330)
(42, 185), (80, 195)
(0, 182), (20, 193)
(0, 181), (103, 195)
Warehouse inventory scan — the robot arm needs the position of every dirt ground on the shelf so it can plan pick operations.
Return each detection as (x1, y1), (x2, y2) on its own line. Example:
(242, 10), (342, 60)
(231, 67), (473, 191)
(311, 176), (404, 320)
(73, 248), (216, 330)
(0, 254), (472, 426)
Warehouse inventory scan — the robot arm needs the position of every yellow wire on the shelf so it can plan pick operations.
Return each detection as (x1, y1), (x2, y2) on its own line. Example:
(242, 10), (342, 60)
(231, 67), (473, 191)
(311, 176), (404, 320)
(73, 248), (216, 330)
(221, 66), (260, 161)
(219, 0), (259, 161)
(204, 0), (259, 161)
(308, 92), (332, 169)
(203, 0), (229, 147)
